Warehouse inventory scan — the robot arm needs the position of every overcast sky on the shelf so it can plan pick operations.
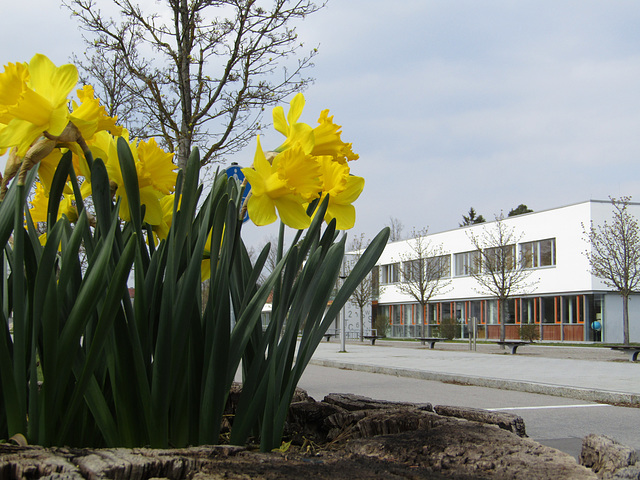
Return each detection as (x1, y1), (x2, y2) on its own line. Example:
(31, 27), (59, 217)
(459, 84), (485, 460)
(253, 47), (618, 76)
(3, 1), (640, 249)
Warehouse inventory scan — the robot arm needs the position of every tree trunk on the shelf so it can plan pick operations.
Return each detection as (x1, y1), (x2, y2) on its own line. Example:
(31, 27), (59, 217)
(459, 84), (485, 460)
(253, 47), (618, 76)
(622, 294), (630, 345)
(499, 299), (506, 345)
(359, 308), (364, 342)
(176, 0), (193, 173)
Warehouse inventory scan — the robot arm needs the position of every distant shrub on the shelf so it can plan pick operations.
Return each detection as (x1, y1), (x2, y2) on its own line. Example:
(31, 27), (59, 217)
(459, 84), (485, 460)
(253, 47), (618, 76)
(440, 317), (461, 340)
(520, 323), (540, 342)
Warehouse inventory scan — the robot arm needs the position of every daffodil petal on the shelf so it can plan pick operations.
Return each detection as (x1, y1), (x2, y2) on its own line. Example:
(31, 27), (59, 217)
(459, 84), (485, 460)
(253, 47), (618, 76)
(0, 119), (43, 156)
(242, 168), (265, 196)
(247, 193), (278, 226)
(326, 203), (356, 230)
(335, 175), (364, 204)
(37, 149), (63, 192)
(201, 258), (211, 282)
(272, 106), (288, 136)
(287, 93), (305, 125)
(29, 54), (78, 107)
(139, 186), (164, 225)
(275, 196), (311, 230)
(252, 136), (271, 175)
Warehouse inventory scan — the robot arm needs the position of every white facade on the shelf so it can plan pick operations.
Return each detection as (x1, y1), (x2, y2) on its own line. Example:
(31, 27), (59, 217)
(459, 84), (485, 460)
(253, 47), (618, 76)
(369, 200), (640, 343)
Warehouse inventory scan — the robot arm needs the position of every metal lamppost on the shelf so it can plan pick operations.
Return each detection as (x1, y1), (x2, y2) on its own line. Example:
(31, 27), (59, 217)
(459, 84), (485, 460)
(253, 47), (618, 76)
(339, 273), (347, 353)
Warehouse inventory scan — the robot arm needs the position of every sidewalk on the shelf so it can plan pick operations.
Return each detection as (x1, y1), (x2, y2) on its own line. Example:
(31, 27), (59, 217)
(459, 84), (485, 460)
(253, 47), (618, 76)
(309, 340), (640, 405)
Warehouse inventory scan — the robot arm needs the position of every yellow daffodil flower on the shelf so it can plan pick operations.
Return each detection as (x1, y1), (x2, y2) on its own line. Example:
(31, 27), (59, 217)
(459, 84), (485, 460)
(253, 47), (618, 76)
(311, 110), (359, 163)
(70, 85), (122, 140)
(201, 227), (214, 282)
(0, 62), (30, 125)
(73, 129), (120, 200)
(29, 181), (78, 225)
(135, 137), (177, 195)
(316, 156), (364, 230)
(105, 134), (177, 226)
(36, 148), (64, 192)
(151, 194), (176, 242)
(272, 93), (314, 154)
(0, 54), (78, 157)
(272, 93), (358, 164)
(242, 136), (321, 229)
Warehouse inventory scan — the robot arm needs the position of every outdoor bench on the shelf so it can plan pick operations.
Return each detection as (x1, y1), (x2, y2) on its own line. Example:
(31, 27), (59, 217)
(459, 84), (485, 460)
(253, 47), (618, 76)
(418, 337), (443, 349)
(496, 340), (532, 354)
(609, 345), (640, 362)
(323, 331), (338, 342)
(363, 335), (382, 345)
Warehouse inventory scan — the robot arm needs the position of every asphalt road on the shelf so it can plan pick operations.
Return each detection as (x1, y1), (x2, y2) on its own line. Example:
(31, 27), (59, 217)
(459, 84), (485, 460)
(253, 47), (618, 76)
(298, 363), (640, 459)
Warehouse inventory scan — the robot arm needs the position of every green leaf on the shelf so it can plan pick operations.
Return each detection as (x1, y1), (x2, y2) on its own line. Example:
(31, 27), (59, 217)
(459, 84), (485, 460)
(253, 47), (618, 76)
(117, 137), (142, 232)
(47, 151), (72, 229)
(57, 234), (137, 445)
(91, 158), (114, 238)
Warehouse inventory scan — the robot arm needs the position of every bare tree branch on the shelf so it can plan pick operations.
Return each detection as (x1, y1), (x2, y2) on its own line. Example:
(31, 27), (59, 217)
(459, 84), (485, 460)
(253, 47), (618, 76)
(64, 0), (323, 170)
(386, 216), (404, 242)
(468, 214), (535, 343)
(344, 233), (379, 341)
(393, 227), (451, 337)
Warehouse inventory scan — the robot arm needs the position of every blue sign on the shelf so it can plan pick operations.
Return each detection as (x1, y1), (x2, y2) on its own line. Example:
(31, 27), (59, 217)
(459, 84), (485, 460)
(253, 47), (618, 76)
(226, 164), (251, 223)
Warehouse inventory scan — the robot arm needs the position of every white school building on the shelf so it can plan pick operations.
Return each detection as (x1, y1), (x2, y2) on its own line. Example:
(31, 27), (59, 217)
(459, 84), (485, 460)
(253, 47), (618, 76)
(358, 200), (640, 344)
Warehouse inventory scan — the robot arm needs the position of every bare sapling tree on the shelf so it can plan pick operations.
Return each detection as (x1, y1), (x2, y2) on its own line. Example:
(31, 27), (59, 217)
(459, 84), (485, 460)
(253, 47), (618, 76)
(394, 228), (451, 337)
(583, 196), (640, 345)
(344, 234), (379, 341)
(468, 214), (535, 343)
(64, 0), (322, 170)
(386, 216), (405, 242)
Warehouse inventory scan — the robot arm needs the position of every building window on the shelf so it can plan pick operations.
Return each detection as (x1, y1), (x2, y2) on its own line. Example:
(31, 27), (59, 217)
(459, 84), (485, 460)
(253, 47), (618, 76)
(431, 255), (451, 278)
(521, 238), (556, 269)
(403, 259), (419, 282)
(454, 251), (480, 276)
(484, 245), (516, 271)
(441, 302), (452, 321)
(561, 295), (584, 324)
(541, 296), (556, 324)
(428, 303), (440, 324)
(403, 304), (413, 324)
(485, 300), (498, 324)
(390, 305), (401, 325)
(520, 298), (539, 324)
(403, 255), (451, 282)
(467, 301), (482, 325)
(380, 263), (400, 284)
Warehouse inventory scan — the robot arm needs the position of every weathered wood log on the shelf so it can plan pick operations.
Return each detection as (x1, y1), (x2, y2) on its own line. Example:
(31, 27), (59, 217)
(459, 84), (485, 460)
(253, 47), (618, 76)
(1, 391), (632, 480)
(324, 406), (442, 443)
(0, 444), (85, 479)
(0, 444), (243, 480)
(285, 400), (347, 444)
(323, 393), (432, 412)
(434, 404), (527, 437)
(346, 419), (598, 480)
(347, 409), (441, 439)
(580, 434), (638, 479)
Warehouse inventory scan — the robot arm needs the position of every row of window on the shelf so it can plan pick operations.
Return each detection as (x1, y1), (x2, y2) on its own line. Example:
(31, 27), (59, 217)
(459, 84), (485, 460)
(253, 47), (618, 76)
(377, 293), (601, 327)
(379, 238), (556, 284)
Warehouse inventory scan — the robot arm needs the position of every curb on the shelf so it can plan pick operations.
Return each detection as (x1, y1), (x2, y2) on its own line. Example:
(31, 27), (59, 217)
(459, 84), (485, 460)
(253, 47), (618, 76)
(309, 359), (640, 406)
